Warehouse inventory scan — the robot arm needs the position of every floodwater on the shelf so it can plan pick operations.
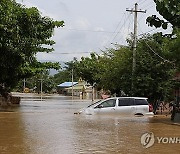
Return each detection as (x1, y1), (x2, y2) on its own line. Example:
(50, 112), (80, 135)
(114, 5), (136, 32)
(0, 94), (179, 154)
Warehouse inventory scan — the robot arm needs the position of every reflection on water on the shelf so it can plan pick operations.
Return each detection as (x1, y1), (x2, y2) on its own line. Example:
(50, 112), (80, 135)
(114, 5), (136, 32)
(0, 94), (179, 154)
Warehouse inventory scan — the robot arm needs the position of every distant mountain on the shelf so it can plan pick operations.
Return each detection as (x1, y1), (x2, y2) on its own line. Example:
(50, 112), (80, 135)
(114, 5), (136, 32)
(38, 60), (66, 75)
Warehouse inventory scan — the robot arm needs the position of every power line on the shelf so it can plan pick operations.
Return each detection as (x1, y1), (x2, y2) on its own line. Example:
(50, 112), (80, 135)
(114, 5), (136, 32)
(116, 13), (134, 45)
(143, 40), (169, 62)
(110, 13), (126, 38)
(141, 1), (154, 10)
(138, 28), (158, 36)
(127, 13), (133, 35)
(128, 0), (148, 9)
(104, 13), (127, 46)
(111, 13), (132, 43)
(61, 28), (117, 34)
(138, 0), (148, 6)
(103, 12), (131, 48)
(145, 4), (155, 10)
(138, 25), (174, 64)
(41, 51), (93, 55)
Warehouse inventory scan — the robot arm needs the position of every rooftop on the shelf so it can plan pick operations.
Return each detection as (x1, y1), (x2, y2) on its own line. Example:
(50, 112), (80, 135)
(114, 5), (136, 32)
(57, 82), (78, 87)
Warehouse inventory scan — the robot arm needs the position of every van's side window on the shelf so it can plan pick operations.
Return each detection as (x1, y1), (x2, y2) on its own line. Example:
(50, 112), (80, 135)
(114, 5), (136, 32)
(118, 98), (134, 106)
(134, 99), (148, 105)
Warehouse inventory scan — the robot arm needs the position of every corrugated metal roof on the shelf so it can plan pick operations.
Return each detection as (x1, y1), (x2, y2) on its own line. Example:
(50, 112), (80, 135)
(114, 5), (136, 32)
(57, 82), (78, 87)
(65, 85), (85, 90)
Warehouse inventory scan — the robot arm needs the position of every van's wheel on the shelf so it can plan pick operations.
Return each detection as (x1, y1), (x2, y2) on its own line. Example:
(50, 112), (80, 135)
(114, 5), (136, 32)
(135, 113), (144, 116)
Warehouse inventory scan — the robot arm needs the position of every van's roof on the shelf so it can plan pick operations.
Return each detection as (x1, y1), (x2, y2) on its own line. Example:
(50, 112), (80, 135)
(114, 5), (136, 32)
(109, 97), (148, 100)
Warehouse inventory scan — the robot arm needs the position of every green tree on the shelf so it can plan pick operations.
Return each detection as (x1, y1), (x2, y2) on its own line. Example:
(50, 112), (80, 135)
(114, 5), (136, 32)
(146, 0), (180, 69)
(16, 70), (56, 93)
(98, 46), (132, 95)
(0, 0), (64, 98)
(53, 60), (80, 86)
(146, 0), (180, 104)
(146, 0), (180, 29)
(73, 35), (175, 102)
(75, 53), (102, 86)
(134, 35), (175, 102)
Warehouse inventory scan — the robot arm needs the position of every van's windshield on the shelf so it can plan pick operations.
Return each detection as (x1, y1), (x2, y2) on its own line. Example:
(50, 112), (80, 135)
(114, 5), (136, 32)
(87, 100), (102, 108)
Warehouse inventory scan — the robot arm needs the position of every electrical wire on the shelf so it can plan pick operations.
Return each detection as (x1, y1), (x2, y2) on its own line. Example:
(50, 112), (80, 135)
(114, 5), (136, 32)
(138, 28), (158, 36)
(40, 51), (93, 55)
(138, 0), (149, 6)
(141, 1), (154, 10)
(103, 13), (127, 47)
(60, 28), (117, 34)
(138, 25), (174, 64)
(111, 13), (132, 43)
(127, 0), (148, 9)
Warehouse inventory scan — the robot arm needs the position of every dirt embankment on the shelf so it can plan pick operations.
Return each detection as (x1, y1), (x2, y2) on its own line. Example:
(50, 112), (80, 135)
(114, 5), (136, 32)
(0, 95), (20, 107)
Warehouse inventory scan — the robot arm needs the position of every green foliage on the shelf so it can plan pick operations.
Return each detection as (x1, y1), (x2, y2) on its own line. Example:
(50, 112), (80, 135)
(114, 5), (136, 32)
(16, 70), (56, 93)
(75, 53), (102, 85)
(146, 0), (180, 29)
(134, 35), (175, 101)
(72, 35), (176, 101)
(53, 61), (79, 86)
(97, 47), (132, 95)
(166, 30), (180, 68)
(54, 70), (72, 85)
(0, 0), (64, 95)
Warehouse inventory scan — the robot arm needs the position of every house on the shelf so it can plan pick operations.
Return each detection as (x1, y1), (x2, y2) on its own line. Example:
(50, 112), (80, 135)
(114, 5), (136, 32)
(57, 82), (78, 94)
(65, 78), (87, 98)
(65, 78), (99, 99)
(57, 78), (100, 99)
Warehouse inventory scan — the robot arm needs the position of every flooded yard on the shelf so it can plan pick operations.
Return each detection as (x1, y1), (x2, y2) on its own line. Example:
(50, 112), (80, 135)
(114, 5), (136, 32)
(0, 94), (179, 154)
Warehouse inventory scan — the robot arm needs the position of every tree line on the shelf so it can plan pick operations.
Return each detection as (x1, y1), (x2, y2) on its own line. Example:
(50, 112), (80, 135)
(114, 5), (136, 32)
(0, 0), (63, 99)
(0, 0), (179, 105)
(54, 0), (180, 103)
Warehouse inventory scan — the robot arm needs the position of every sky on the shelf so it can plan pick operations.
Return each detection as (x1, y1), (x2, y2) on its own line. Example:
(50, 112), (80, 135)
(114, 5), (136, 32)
(17, 0), (171, 63)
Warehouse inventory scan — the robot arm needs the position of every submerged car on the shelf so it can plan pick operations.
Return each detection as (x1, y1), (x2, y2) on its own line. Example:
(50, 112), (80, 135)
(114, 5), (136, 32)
(80, 97), (154, 116)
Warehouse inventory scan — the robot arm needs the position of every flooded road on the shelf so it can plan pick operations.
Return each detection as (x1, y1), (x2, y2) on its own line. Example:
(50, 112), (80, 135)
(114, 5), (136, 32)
(0, 94), (179, 154)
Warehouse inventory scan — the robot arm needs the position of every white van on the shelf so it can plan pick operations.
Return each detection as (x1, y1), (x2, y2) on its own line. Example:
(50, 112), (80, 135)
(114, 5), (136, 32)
(80, 97), (154, 116)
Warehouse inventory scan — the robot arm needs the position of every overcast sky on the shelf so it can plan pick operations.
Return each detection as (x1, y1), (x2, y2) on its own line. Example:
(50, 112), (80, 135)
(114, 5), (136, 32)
(17, 0), (171, 63)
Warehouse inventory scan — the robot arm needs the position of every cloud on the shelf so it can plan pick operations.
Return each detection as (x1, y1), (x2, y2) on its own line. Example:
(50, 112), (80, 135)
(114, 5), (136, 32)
(17, 0), (163, 63)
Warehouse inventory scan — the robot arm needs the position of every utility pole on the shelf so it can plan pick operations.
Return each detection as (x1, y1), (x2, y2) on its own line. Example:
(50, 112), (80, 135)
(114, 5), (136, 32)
(126, 3), (146, 93)
(92, 83), (94, 102)
(72, 68), (74, 100)
(40, 79), (43, 100)
(40, 79), (43, 94)
(23, 78), (26, 92)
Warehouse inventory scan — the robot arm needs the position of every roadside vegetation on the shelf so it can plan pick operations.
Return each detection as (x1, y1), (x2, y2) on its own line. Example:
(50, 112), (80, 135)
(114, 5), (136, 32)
(0, 0), (63, 101)
(0, 0), (179, 109)
(53, 0), (180, 105)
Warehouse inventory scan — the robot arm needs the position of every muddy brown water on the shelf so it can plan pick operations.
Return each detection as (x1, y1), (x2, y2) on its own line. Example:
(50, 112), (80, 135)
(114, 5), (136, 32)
(0, 94), (179, 154)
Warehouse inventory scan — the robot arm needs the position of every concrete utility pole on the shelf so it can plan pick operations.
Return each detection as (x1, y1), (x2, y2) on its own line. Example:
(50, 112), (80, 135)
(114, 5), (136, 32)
(72, 68), (74, 100)
(23, 78), (26, 92)
(40, 79), (43, 94)
(92, 83), (94, 102)
(40, 79), (43, 100)
(126, 3), (146, 91)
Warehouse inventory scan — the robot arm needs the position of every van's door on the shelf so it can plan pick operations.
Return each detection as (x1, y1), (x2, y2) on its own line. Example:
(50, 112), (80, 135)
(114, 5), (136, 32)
(116, 98), (136, 115)
(134, 99), (149, 114)
(94, 98), (117, 114)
